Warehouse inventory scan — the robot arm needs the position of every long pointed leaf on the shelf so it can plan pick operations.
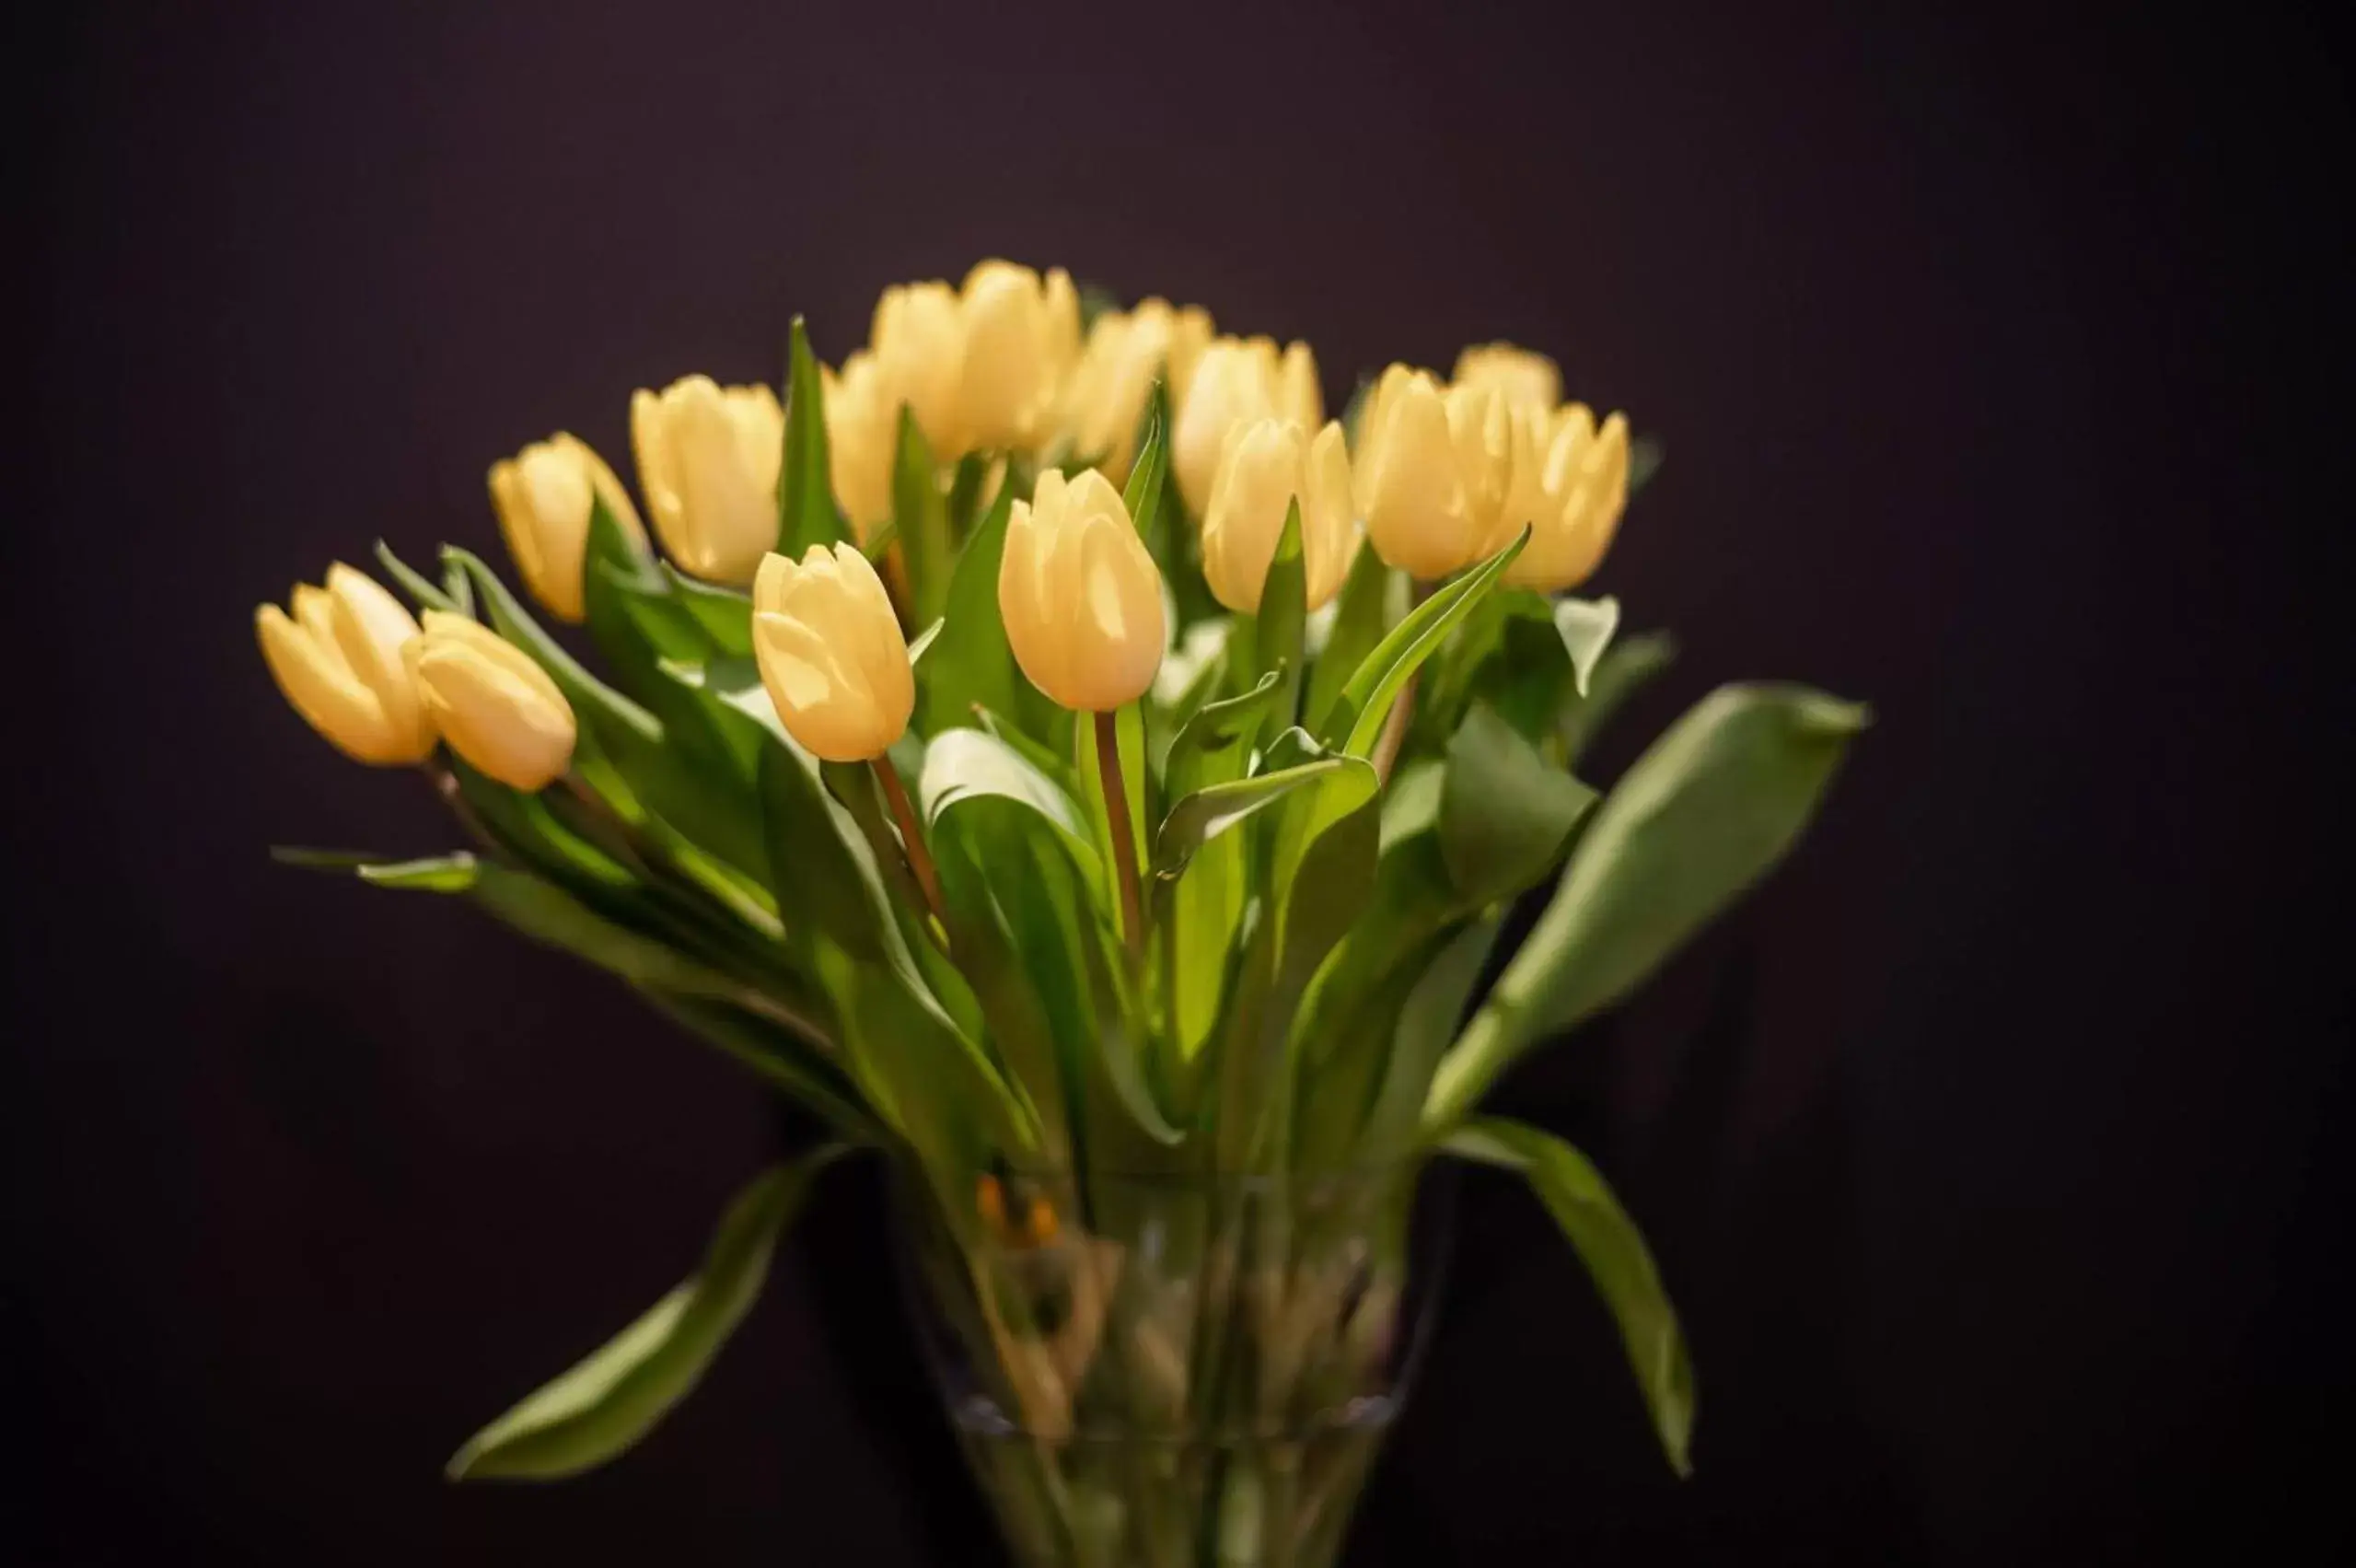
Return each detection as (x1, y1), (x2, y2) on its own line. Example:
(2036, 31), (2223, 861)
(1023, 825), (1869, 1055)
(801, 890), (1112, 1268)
(447, 1148), (843, 1480)
(1444, 1119), (1694, 1475)
(778, 317), (843, 554)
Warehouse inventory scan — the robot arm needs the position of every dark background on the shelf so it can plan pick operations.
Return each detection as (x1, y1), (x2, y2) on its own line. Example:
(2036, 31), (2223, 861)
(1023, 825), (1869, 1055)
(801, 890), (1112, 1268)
(11, 1), (2351, 1562)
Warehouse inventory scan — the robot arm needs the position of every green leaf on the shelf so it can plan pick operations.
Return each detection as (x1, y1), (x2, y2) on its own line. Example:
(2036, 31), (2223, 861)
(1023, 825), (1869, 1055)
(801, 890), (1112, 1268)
(777, 317), (843, 555)
(1560, 631), (1677, 767)
(1230, 501), (1305, 726)
(1160, 668), (1282, 798)
(1355, 916), (1503, 1158)
(1153, 756), (1349, 879)
(1438, 704), (1600, 907)
(756, 734), (889, 962)
(1304, 543), (1393, 733)
(890, 408), (954, 627)
(447, 1148), (843, 1480)
(1321, 527), (1528, 758)
(1443, 1118), (1694, 1475)
(375, 540), (460, 614)
(1121, 380), (1169, 550)
(916, 483), (1027, 737)
(920, 727), (1102, 890)
(658, 565), (755, 658)
(1427, 684), (1867, 1126)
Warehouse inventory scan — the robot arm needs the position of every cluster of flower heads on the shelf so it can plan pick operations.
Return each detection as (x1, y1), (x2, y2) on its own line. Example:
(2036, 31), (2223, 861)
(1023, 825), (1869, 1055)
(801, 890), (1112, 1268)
(259, 260), (1633, 786)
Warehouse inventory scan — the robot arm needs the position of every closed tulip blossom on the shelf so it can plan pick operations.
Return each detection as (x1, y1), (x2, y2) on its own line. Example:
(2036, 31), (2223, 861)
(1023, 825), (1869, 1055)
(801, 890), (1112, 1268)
(406, 612), (577, 791)
(871, 279), (969, 458)
(1451, 342), (1562, 412)
(1496, 405), (1632, 591)
(487, 433), (645, 622)
(1172, 336), (1321, 517)
(823, 352), (899, 542)
(1355, 366), (1491, 580)
(1058, 297), (1217, 480)
(256, 564), (436, 765)
(998, 469), (1166, 713)
(957, 260), (1080, 453)
(1201, 418), (1358, 614)
(751, 543), (914, 763)
(630, 375), (785, 585)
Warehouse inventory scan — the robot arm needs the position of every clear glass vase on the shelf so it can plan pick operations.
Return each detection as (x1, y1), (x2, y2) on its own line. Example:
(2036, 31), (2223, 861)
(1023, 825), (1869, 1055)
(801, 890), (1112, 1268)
(893, 1161), (1454, 1568)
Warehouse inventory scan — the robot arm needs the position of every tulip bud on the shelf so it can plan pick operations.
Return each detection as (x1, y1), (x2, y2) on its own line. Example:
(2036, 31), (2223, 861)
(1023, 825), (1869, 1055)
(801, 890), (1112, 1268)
(1173, 337), (1283, 517)
(631, 376), (784, 585)
(1452, 342), (1562, 412)
(486, 434), (645, 622)
(1357, 367), (1488, 580)
(406, 612), (576, 791)
(823, 352), (897, 541)
(872, 280), (968, 458)
(1501, 407), (1632, 591)
(256, 564), (436, 765)
(1201, 419), (1358, 614)
(750, 543), (913, 761)
(1279, 340), (1324, 430)
(999, 469), (1166, 711)
(957, 260), (1080, 453)
(1058, 297), (1219, 481)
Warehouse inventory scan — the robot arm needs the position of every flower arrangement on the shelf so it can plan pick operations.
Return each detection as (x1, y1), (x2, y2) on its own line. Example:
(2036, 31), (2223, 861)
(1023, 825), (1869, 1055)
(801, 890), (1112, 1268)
(260, 260), (1863, 1566)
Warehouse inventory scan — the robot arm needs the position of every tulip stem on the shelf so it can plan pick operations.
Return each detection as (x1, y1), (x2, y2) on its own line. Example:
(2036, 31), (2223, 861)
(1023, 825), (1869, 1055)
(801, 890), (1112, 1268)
(1095, 710), (1145, 960)
(1369, 580), (1436, 784)
(872, 757), (946, 927)
(424, 761), (501, 855)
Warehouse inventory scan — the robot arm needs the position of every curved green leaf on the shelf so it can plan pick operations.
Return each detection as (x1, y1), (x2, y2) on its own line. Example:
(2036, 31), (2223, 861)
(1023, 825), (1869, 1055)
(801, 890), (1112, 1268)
(1443, 1118), (1694, 1475)
(1427, 683), (1867, 1126)
(778, 317), (843, 555)
(1153, 756), (1348, 879)
(1438, 703), (1599, 906)
(915, 483), (1026, 737)
(920, 727), (1100, 888)
(658, 564), (754, 657)
(1121, 381), (1169, 549)
(447, 1148), (843, 1480)
(1305, 542), (1394, 733)
(1322, 527), (1529, 757)
(890, 408), (953, 627)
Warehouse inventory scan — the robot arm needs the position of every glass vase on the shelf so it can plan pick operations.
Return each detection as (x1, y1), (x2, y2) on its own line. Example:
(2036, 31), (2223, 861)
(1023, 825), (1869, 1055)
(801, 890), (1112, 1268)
(893, 1162), (1454, 1568)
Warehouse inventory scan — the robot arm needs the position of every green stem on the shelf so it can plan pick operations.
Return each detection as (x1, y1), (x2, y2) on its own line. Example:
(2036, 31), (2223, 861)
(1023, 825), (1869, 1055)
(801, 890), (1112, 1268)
(1096, 708), (1145, 960)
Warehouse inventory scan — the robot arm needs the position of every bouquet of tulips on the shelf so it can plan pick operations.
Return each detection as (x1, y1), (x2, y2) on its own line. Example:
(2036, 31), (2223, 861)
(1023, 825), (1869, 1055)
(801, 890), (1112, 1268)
(259, 259), (1862, 1562)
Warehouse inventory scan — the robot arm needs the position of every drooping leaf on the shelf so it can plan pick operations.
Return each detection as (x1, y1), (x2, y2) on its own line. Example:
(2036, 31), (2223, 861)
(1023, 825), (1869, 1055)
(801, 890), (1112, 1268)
(1438, 703), (1600, 907)
(447, 1148), (843, 1480)
(1443, 1119), (1694, 1475)
(1551, 596), (1620, 699)
(1427, 684), (1867, 1126)
(1159, 668), (1283, 799)
(920, 726), (1101, 892)
(357, 853), (481, 892)
(777, 317), (843, 555)
(1320, 527), (1528, 758)
(658, 564), (755, 657)
(890, 409), (954, 628)
(1153, 756), (1350, 879)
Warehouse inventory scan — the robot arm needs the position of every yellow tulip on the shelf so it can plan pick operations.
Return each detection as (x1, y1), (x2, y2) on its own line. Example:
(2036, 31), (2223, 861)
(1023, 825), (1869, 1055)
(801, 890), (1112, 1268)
(1201, 418), (1357, 614)
(1356, 366), (1488, 580)
(630, 376), (783, 585)
(255, 564), (436, 765)
(871, 279), (968, 457)
(957, 259), (1080, 453)
(1174, 335), (1318, 517)
(1452, 342), (1562, 412)
(406, 612), (576, 791)
(750, 543), (913, 762)
(486, 433), (644, 623)
(823, 352), (897, 541)
(1058, 297), (1219, 481)
(999, 468), (1166, 711)
(1497, 406), (1632, 591)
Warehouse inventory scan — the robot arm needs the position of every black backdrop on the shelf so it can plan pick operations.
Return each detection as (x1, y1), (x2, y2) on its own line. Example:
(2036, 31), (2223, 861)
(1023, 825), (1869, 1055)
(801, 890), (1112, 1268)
(12, 2), (2351, 1562)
